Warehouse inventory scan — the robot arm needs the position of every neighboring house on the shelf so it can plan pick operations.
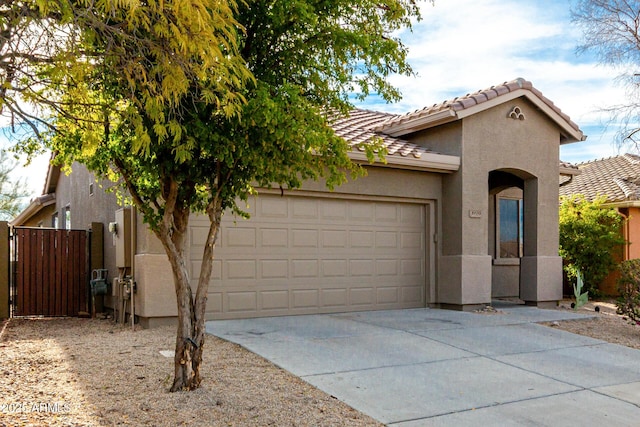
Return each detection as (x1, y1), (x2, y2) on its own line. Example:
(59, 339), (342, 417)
(559, 154), (640, 294)
(13, 78), (585, 326)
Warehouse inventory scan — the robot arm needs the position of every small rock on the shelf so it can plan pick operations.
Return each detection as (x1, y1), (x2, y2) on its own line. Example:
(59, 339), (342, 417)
(551, 321), (560, 327)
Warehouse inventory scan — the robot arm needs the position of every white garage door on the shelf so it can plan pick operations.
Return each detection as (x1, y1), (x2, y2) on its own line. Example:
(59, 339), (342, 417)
(189, 194), (429, 319)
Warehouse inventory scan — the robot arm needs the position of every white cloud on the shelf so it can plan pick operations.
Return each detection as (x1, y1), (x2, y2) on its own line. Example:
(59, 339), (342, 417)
(358, 0), (631, 163)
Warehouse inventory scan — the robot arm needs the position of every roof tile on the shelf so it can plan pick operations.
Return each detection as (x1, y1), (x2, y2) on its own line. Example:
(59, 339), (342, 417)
(330, 109), (436, 160)
(373, 78), (582, 136)
(559, 154), (640, 202)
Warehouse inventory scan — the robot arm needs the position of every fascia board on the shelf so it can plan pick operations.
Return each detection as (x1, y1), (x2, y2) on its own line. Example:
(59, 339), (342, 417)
(349, 150), (460, 173)
(603, 201), (640, 209)
(383, 110), (457, 137)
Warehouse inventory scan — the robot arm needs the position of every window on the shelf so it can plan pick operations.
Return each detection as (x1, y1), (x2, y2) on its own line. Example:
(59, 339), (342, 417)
(498, 198), (523, 258)
(52, 213), (59, 229)
(64, 206), (71, 230)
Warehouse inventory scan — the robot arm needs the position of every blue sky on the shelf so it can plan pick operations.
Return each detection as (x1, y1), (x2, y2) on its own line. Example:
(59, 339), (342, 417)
(3, 0), (633, 199)
(357, 0), (630, 164)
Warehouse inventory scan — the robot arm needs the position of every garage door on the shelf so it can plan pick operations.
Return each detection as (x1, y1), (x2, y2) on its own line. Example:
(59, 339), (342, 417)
(189, 194), (429, 319)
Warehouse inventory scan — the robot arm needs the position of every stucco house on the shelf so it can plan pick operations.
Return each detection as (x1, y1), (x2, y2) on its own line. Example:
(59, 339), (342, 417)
(13, 78), (585, 326)
(559, 154), (640, 294)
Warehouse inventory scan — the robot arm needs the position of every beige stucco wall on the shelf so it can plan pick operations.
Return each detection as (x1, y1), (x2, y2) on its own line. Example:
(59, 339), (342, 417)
(55, 163), (125, 282)
(408, 97), (563, 308)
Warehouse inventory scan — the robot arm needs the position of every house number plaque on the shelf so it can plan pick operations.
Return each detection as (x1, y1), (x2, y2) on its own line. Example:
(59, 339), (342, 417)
(469, 209), (482, 218)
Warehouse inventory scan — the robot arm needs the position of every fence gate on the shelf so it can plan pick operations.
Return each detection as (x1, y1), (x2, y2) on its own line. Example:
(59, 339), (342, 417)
(12, 227), (90, 317)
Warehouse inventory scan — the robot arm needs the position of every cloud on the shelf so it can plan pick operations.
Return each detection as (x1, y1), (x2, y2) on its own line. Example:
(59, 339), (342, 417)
(358, 0), (631, 162)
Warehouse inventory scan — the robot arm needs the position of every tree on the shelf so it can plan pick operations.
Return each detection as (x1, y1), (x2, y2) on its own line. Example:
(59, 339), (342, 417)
(559, 194), (626, 295)
(572, 0), (640, 147)
(0, 149), (28, 220)
(38, 0), (424, 391)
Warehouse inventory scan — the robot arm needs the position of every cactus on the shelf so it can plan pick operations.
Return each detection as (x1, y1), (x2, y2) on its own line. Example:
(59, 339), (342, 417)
(573, 270), (588, 310)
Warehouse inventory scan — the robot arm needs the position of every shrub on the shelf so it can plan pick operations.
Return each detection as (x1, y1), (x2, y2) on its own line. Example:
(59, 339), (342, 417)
(559, 194), (626, 295)
(617, 259), (640, 323)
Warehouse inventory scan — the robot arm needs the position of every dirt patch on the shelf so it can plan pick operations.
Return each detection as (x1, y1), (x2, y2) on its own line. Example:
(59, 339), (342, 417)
(544, 299), (640, 350)
(0, 318), (381, 426)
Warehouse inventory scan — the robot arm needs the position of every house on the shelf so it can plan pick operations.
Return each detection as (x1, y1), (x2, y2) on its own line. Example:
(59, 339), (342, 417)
(559, 154), (640, 294)
(11, 78), (585, 326)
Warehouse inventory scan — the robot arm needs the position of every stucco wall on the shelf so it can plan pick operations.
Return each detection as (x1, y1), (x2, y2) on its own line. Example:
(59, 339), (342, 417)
(406, 96), (564, 307)
(626, 207), (640, 260)
(54, 163), (125, 290)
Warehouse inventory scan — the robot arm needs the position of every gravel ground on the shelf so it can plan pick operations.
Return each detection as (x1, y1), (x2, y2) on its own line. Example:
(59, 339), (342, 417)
(0, 318), (381, 427)
(1, 301), (638, 426)
(544, 299), (640, 350)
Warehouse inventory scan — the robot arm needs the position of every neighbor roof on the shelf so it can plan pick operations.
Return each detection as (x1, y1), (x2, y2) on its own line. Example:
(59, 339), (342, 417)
(372, 78), (586, 144)
(559, 154), (640, 204)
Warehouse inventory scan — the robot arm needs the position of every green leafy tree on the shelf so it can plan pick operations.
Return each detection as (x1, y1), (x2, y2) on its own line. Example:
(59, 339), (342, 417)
(0, 149), (28, 220)
(36, 0), (425, 391)
(559, 194), (626, 295)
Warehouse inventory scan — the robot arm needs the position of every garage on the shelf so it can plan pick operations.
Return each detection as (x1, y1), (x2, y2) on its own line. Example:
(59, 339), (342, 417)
(189, 193), (431, 319)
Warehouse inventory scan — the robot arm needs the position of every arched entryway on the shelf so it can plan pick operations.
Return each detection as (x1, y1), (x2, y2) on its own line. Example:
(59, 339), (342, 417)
(488, 169), (537, 301)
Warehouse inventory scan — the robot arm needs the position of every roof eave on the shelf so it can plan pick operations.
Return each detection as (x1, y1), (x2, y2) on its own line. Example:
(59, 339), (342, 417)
(559, 166), (581, 176)
(349, 151), (460, 173)
(10, 193), (56, 226)
(603, 200), (640, 209)
(380, 110), (457, 137)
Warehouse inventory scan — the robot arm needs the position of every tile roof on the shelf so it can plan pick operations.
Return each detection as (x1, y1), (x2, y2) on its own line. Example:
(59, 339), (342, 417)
(330, 109), (435, 159)
(372, 78), (584, 142)
(559, 154), (640, 202)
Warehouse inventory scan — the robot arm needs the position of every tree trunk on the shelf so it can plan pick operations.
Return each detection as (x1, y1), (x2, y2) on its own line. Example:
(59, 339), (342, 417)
(159, 197), (223, 392)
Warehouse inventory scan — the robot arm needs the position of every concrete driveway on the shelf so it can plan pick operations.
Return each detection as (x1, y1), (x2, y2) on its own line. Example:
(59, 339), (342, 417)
(206, 305), (640, 426)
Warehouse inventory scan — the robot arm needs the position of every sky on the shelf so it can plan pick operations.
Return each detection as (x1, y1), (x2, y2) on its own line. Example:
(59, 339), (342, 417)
(2, 0), (634, 200)
(357, 0), (630, 163)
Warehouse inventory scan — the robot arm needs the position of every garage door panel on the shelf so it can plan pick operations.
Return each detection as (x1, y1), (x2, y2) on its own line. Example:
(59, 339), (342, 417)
(322, 259), (348, 277)
(350, 230), (374, 248)
(321, 288), (348, 307)
(260, 260), (289, 279)
(321, 200), (347, 220)
(292, 229), (319, 247)
(292, 198), (319, 219)
(376, 259), (398, 276)
(261, 290), (289, 310)
(292, 259), (318, 277)
(192, 194), (430, 319)
(350, 287), (375, 306)
(292, 289), (319, 308)
(260, 229), (288, 247)
(377, 287), (399, 304)
(227, 291), (257, 312)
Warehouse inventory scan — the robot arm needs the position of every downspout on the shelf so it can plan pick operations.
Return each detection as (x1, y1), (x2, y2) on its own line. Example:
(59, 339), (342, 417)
(130, 207), (137, 330)
(618, 209), (630, 262)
